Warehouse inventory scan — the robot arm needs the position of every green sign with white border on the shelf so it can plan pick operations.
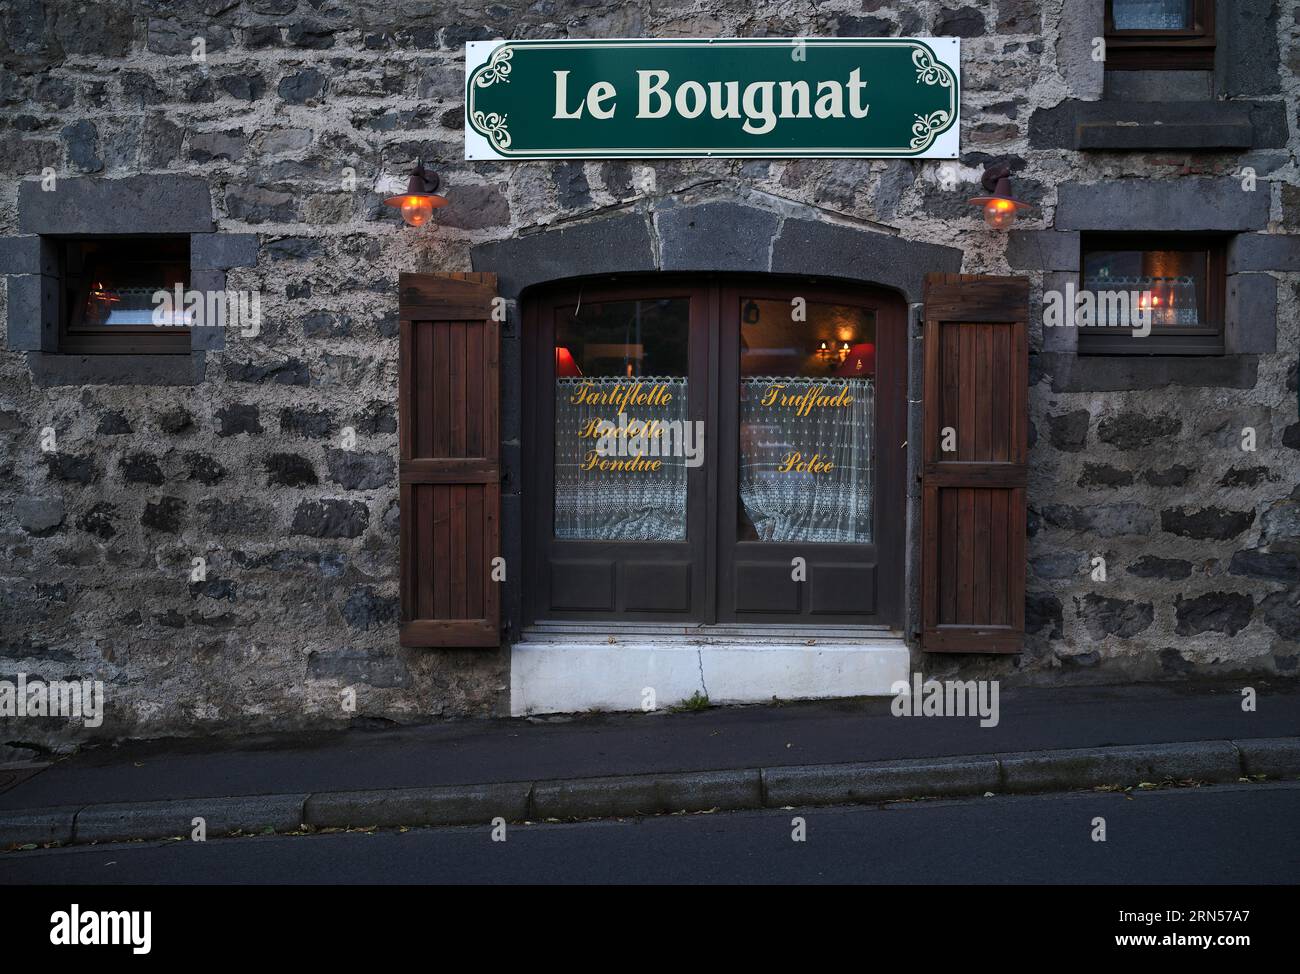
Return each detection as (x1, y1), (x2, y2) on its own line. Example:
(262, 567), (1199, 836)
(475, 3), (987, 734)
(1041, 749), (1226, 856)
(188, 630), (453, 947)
(465, 38), (960, 160)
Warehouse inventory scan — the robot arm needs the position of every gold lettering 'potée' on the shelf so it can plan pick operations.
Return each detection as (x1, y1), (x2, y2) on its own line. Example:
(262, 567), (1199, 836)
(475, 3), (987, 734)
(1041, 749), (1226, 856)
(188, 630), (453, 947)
(777, 451), (835, 474)
(759, 383), (854, 417)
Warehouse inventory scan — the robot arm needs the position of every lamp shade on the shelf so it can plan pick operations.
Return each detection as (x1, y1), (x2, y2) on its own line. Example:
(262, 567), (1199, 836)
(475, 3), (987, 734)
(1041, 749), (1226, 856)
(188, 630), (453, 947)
(834, 342), (875, 376)
(555, 346), (583, 377)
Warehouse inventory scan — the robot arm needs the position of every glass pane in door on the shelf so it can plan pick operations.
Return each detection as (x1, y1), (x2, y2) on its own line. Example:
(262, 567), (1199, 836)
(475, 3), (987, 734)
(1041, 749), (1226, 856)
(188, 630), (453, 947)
(738, 298), (875, 543)
(554, 297), (691, 540)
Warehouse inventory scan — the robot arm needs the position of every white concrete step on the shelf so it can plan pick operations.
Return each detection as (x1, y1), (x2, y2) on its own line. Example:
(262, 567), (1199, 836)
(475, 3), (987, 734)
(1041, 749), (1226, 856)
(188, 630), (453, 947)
(510, 637), (909, 716)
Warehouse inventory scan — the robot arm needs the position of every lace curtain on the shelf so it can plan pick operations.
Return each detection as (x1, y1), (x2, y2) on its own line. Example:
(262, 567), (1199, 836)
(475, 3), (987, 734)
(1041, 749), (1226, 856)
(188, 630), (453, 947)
(554, 376), (689, 540)
(1112, 0), (1189, 30)
(739, 376), (873, 543)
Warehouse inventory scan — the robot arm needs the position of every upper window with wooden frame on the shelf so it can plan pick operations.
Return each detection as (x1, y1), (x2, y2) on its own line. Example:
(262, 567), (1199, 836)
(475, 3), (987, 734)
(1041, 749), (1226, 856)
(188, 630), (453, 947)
(1104, 0), (1215, 70)
(1077, 233), (1226, 356)
(58, 237), (191, 354)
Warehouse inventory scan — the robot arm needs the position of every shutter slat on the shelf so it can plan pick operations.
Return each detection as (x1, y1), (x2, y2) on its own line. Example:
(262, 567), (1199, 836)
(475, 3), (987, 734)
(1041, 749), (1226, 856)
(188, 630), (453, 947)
(921, 273), (1029, 654)
(398, 272), (501, 649)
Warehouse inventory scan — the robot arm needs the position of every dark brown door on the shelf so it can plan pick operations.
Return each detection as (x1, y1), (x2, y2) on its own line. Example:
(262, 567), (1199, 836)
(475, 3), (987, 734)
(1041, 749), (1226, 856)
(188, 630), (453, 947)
(717, 282), (905, 625)
(525, 281), (710, 621)
(920, 273), (1029, 653)
(524, 274), (907, 629)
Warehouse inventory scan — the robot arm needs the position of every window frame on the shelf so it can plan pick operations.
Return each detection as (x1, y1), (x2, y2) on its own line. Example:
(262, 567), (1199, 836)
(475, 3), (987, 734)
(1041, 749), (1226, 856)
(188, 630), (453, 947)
(521, 273), (906, 629)
(1103, 0), (1215, 71)
(1076, 231), (1227, 356)
(57, 236), (192, 356)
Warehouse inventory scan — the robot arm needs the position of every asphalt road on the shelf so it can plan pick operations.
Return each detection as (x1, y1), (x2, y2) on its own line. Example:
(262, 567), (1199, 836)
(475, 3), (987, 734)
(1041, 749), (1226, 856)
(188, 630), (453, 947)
(2, 782), (1297, 885)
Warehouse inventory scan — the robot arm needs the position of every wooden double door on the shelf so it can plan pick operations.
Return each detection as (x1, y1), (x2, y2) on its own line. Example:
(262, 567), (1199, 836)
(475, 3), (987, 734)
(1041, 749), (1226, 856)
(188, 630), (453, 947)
(523, 274), (907, 629)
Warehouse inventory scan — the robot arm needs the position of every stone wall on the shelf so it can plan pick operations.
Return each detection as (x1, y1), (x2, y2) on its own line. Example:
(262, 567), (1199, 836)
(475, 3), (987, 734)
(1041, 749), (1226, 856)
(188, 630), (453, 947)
(1, 0), (1298, 747)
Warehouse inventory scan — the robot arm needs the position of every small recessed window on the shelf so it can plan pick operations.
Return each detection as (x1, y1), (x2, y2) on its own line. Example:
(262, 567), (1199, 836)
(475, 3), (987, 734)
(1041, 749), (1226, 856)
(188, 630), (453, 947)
(1104, 0), (1215, 70)
(59, 237), (191, 354)
(1078, 234), (1226, 356)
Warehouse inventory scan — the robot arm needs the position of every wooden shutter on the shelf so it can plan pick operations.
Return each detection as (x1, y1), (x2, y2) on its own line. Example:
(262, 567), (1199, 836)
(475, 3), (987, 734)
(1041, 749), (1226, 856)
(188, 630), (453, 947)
(398, 272), (500, 648)
(921, 274), (1029, 654)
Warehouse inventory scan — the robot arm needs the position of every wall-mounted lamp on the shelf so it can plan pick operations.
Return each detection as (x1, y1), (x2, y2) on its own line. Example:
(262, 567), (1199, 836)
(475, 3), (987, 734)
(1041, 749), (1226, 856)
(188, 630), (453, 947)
(384, 162), (448, 227)
(968, 163), (1033, 230)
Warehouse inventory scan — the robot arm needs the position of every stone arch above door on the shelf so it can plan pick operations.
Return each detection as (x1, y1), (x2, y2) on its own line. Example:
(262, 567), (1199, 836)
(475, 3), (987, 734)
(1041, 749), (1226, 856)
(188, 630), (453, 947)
(469, 199), (963, 305)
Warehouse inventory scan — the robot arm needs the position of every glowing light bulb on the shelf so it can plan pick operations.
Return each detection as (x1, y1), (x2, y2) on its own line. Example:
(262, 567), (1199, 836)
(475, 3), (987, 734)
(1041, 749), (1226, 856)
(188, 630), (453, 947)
(982, 198), (1017, 230)
(400, 196), (434, 227)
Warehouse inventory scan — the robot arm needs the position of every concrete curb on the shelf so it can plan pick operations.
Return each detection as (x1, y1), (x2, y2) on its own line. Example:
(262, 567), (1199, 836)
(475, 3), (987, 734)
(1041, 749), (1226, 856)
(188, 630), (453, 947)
(998, 741), (1242, 793)
(531, 769), (763, 819)
(2, 737), (1297, 849)
(763, 755), (1000, 807)
(305, 783), (529, 829)
(74, 794), (308, 845)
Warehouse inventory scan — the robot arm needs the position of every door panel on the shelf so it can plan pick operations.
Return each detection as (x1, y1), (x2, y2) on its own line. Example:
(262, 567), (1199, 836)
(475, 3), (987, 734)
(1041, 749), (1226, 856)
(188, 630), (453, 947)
(529, 284), (709, 622)
(717, 282), (905, 626)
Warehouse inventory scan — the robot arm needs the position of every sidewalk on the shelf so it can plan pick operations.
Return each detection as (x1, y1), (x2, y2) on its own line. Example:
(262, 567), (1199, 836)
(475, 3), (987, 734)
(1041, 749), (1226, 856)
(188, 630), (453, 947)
(2, 681), (1298, 848)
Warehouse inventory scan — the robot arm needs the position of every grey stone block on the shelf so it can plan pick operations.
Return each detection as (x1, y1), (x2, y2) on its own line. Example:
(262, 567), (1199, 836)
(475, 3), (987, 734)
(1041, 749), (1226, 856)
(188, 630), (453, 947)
(655, 200), (780, 272)
(1216, 0), (1280, 97)
(15, 496), (65, 534)
(1228, 235), (1300, 273)
(19, 175), (214, 235)
(5, 275), (57, 351)
(191, 325), (227, 352)
(191, 232), (259, 269)
(188, 268), (229, 352)
(999, 742), (1240, 793)
(0, 806), (77, 847)
(1040, 273), (1079, 354)
(500, 492), (523, 640)
(27, 351), (207, 387)
(1007, 230), (1080, 272)
(0, 235), (43, 275)
(1226, 273), (1277, 354)
(1055, 179), (1269, 232)
(304, 783), (530, 828)
(1077, 104), (1253, 151)
(770, 218), (962, 304)
(1055, 0), (1103, 99)
(1104, 70), (1213, 102)
(762, 757), (1000, 807)
(74, 794), (306, 843)
(530, 770), (762, 819)
(1235, 738), (1300, 778)
(1042, 353), (1258, 392)
(499, 332), (521, 442)
(472, 212), (655, 299)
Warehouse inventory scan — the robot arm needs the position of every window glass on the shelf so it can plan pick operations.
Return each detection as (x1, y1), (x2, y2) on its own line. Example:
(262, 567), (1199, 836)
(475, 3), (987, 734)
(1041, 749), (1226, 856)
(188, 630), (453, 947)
(63, 238), (190, 330)
(554, 298), (690, 541)
(1112, 0), (1193, 30)
(738, 298), (875, 543)
(1082, 247), (1209, 330)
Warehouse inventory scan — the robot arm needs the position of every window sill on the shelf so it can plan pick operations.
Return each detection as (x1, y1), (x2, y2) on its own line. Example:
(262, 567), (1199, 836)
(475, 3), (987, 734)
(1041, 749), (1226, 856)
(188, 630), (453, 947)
(1039, 351), (1257, 392)
(25, 350), (206, 387)
(1030, 100), (1286, 152)
(1076, 101), (1251, 150)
